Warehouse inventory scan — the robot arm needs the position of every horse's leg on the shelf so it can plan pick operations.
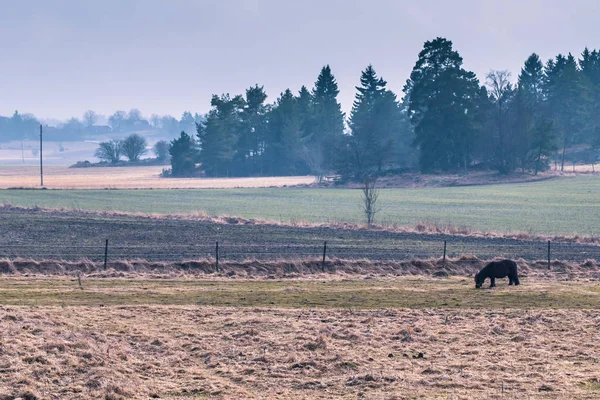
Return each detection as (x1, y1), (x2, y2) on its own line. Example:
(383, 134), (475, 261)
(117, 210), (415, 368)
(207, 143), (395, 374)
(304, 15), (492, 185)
(509, 277), (514, 285)
(490, 277), (496, 288)
(514, 276), (520, 286)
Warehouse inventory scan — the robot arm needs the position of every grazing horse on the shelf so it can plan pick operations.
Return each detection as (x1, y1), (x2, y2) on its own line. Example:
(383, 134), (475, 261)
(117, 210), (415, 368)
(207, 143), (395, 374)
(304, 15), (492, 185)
(475, 259), (520, 288)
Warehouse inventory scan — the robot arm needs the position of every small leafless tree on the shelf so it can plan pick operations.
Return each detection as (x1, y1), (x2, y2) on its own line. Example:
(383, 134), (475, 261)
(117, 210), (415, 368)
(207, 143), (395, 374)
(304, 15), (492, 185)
(94, 139), (123, 164)
(122, 133), (148, 162)
(153, 140), (170, 162)
(361, 176), (380, 226)
(300, 143), (326, 183)
(82, 110), (98, 129)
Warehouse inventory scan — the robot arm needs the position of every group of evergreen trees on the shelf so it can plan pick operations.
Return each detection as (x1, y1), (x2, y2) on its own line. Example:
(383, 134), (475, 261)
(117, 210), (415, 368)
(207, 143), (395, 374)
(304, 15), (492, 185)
(190, 66), (347, 177)
(0, 108), (203, 142)
(170, 38), (600, 179)
(0, 111), (41, 141)
(403, 38), (600, 175)
(170, 65), (414, 178)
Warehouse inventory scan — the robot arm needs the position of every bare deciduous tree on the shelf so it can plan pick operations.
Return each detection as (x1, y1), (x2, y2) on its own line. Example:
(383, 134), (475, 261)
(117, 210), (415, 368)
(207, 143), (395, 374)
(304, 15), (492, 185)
(361, 176), (380, 226)
(94, 140), (123, 164)
(82, 110), (98, 129)
(153, 140), (170, 162)
(300, 143), (326, 183)
(486, 70), (515, 173)
(122, 134), (148, 162)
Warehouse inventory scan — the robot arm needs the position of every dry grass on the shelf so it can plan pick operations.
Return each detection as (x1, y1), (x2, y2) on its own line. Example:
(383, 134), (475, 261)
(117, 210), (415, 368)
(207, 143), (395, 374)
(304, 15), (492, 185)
(2, 256), (600, 281)
(0, 166), (315, 189)
(2, 164), (597, 190)
(1, 276), (600, 398)
(1, 302), (599, 399)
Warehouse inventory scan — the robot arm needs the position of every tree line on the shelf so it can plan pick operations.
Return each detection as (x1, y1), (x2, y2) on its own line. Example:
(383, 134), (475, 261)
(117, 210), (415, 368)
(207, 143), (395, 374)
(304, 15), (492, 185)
(168, 65), (415, 179)
(3, 36), (599, 178)
(404, 38), (600, 175)
(168, 38), (600, 179)
(94, 134), (170, 164)
(0, 109), (203, 142)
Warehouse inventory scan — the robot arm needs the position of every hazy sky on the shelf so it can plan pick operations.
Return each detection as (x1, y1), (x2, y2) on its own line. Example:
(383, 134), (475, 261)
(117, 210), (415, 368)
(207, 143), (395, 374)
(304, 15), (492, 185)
(1, 0), (598, 121)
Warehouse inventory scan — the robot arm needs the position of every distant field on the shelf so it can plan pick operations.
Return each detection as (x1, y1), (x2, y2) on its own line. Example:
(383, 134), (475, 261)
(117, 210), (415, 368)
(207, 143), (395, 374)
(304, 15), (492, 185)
(1, 176), (600, 235)
(1, 277), (599, 399)
(0, 140), (99, 166)
(0, 165), (315, 189)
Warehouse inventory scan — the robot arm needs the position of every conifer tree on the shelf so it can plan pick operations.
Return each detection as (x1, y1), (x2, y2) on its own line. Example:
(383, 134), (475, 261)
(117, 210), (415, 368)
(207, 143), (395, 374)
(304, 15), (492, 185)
(544, 53), (587, 170)
(514, 53), (552, 172)
(342, 65), (403, 179)
(403, 38), (480, 172)
(169, 131), (197, 176)
(311, 65), (345, 170)
(580, 48), (600, 152)
(197, 94), (244, 176)
(235, 85), (269, 175)
(265, 89), (303, 175)
(296, 85), (314, 141)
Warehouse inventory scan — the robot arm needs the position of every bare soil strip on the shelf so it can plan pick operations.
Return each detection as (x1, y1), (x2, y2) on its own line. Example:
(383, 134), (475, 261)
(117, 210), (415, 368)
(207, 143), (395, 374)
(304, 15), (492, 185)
(1, 207), (599, 263)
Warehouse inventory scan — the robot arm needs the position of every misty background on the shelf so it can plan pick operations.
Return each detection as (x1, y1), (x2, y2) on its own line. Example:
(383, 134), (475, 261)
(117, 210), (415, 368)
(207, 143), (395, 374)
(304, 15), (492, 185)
(0, 0), (599, 172)
(1, 0), (598, 120)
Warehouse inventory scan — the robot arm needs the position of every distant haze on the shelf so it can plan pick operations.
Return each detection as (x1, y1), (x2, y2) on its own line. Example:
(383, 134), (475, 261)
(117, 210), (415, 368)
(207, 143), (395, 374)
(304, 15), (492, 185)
(1, 0), (598, 120)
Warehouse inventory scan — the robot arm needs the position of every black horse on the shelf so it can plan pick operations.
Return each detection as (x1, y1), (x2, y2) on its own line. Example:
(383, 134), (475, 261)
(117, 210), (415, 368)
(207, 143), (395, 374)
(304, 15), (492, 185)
(475, 259), (520, 288)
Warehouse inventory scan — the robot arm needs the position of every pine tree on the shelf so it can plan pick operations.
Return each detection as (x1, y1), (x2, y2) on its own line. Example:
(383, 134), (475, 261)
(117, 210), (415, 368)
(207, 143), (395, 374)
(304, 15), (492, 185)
(580, 48), (600, 156)
(514, 53), (550, 172)
(169, 131), (198, 176)
(179, 111), (196, 135)
(235, 85), (268, 175)
(403, 38), (481, 172)
(531, 119), (557, 175)
(265, 89), (303, 175)
(311, 65), (345, 171)
(197, 94), (245, 176)
(544, 53), (587, 170)
(296, 85), (314, 141)
(518, 53), (545, 111)
(343, 65), (404, 179)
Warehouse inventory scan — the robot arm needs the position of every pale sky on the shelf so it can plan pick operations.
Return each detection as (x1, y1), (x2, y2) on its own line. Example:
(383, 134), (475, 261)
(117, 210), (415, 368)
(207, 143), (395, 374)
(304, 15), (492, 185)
(0, 0), (598, 121)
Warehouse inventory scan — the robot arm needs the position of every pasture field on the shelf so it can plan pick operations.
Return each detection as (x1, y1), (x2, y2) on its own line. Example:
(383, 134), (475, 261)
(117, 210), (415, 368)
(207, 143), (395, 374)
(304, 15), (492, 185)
(1, 277), (600, 399)
(1, 175), (600, 235)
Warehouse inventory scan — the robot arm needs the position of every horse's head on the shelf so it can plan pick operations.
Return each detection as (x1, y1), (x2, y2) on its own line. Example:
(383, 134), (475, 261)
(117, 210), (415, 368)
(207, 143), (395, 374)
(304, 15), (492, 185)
(474, 273), (483, 289)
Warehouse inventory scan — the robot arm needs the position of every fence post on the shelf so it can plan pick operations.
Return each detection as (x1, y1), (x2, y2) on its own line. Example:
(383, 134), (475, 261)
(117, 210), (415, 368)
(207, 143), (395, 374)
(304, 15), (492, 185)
(322, 241), (327, 272)
(442, 240), (447, 266)
(216, 241), (219, 272)
(103, 239), (109, 269)
(547, 240), (551, 270)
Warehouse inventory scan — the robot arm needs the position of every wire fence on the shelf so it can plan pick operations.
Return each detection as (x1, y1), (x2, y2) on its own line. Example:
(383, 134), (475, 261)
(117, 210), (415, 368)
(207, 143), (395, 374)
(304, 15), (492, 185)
(1, 238), (599, 265)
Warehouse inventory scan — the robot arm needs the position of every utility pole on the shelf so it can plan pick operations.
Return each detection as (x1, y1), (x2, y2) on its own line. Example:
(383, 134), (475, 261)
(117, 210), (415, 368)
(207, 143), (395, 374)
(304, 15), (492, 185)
(40, 124), (43, 186)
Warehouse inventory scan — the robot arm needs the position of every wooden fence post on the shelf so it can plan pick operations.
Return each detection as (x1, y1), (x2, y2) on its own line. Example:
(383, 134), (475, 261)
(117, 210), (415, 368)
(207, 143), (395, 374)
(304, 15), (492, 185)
(103, 239), (109, 269)
(322, 241), (327, 272)
(547, 240), (551, 270)
(443, 240), (447, 266)
(216, 241), (219, 272)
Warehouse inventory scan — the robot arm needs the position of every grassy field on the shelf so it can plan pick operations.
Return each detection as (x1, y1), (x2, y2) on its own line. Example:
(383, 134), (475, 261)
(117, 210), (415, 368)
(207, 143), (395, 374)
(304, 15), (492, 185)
(1, 276), (599, 399)
(1, 276), (599, 308)
(1, 175), (600, 236)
